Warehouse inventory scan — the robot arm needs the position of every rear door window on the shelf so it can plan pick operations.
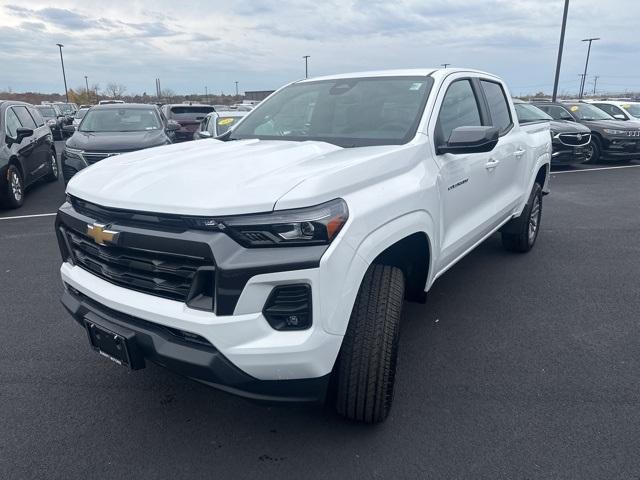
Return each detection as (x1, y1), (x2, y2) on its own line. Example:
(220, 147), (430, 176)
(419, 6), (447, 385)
(480, 80), (512, 134)
(28, 107), (45, 127)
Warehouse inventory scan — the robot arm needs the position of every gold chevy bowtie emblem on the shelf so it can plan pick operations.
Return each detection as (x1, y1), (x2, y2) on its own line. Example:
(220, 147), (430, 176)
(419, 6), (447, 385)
(86, 223), (119, 246)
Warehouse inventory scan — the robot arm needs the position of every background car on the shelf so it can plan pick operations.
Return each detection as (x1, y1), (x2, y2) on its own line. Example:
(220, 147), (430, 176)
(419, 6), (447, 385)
(61, 103), (178, 183)
(0, 101), (58, 208)
(35, 104), (66, 140)
(587, 100), (640, 122)
(533, 101), (640, 163)
(513, 99), (591, 166)
(72, 107), (90, 128)
(193, 110), (248, 139)
(161, 104), (215, 142)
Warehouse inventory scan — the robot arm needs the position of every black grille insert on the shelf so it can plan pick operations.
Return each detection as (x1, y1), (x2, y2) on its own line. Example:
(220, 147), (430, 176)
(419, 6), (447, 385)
(558, 133), (590, 146)
(65, 227), (212, 302)
(263, 284), (312, 330)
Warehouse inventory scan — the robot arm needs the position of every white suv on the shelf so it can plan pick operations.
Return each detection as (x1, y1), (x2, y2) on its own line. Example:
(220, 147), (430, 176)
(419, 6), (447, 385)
(56, 68), (551, 423)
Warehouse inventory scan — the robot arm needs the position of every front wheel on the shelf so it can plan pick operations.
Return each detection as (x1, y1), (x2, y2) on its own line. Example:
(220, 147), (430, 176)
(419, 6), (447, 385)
(585, 137), (601, 164)
(501, 182), (542, 253)
(334, 264), (405, 423)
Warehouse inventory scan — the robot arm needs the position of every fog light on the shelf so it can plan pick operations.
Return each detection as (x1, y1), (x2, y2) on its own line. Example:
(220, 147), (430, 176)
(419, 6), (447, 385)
(263, 284), (312, 331)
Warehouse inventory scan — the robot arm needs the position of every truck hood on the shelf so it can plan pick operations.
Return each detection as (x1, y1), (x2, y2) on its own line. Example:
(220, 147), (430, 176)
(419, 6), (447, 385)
(66, 138), (419, 216)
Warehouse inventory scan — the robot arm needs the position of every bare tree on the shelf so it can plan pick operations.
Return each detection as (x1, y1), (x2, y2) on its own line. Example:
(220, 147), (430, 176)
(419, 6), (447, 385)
(104, 82), (127, 99)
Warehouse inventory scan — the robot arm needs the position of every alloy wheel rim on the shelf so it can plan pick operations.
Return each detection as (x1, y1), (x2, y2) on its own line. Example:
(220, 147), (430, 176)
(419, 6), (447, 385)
(51, 154), (58, 177)
(586, 145), (594, 161)
(528, 195), (541, 243)
(11, 171), (22, 202)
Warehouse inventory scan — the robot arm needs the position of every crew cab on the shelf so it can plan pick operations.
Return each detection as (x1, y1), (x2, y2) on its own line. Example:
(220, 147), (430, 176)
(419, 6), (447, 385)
(533, 101), (640, 163)
(1, 101), (58, 208)
(56, 69), (551, 423)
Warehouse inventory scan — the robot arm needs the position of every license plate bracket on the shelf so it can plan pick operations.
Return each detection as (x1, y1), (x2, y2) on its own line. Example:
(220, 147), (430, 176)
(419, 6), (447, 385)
(86, 321), (132, 368)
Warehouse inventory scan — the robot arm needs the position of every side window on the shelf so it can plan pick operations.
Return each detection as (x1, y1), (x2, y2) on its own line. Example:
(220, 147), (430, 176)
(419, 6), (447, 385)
(480, 80), (512, 134)
(13, 106), (37, 129)
(544, 106), (573, 121)
(28, 107), (45, 127)
(5, 108), (22, 138)
(436, 79), (482, 144)
(603, 105), (624, 117)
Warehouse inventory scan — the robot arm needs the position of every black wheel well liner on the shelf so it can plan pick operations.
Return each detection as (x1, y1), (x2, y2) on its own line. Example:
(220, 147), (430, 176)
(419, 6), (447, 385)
(372, 231), (430, 302)
(535, 163), (549, 187)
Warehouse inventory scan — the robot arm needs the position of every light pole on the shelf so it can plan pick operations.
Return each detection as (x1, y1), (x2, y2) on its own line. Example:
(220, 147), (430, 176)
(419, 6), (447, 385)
(235, 81), (239, 97)
(84, 75), (90, 103)
(552, 0), (569, 102)
(579, 37), (600, 99)
(303, 55), (310, 78)
(441, 63), (450, 68)
(205, 86), (208, 104)
(56, 43), (69, 103)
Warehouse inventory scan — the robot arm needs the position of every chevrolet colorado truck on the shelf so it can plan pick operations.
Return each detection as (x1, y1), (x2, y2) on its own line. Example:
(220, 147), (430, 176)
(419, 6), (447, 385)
(56, 69), (551, 423)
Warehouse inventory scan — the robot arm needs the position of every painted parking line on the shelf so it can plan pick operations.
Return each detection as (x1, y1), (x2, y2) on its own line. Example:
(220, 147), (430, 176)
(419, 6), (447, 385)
(553, 164), (640, 174)
(0, 212), (57, 221)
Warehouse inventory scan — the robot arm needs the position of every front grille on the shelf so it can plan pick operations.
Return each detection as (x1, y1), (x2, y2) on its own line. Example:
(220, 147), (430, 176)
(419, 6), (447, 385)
(83, 152), (122, 165)
(64, 227), (211, 302)
(626, 130), (640, 137)
(558, 133), (591, 146)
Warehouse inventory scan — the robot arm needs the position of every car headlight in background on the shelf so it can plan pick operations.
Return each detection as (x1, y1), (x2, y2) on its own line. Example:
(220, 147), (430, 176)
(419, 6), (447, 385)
(603, 128), (628, 135)
(188, 198), (349, 247)
(63, 147), (84, 159)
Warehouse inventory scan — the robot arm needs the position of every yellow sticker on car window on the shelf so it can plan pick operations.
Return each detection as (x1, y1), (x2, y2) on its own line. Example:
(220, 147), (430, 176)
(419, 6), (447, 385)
(570, 106), (579, 112)
(218, 118), (235, 126)
(622, 104), (631, 109)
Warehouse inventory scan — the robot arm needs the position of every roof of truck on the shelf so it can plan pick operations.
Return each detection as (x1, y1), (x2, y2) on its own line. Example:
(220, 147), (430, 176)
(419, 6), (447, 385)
(297, 68), (496, 83)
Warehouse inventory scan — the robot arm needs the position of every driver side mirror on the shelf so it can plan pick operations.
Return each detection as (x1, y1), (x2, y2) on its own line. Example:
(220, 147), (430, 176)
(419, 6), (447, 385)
(437, 126), (499, 155)
(8, 127), (34, 146)
(166, 120), (180, 131)
(613, 114), (626, 120)
(198, 131), (212, 138)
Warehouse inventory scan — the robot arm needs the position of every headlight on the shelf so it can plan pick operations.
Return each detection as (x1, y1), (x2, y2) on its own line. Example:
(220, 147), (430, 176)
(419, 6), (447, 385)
(46, 119), (56, 127)
(64, 147), (84, 159)
(188, 198), (349, 247)
(603, 128), (628, 135)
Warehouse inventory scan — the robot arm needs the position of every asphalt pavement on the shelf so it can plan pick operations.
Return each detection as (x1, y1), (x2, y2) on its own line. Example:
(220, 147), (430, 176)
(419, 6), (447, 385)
(1, 147), (640, 479)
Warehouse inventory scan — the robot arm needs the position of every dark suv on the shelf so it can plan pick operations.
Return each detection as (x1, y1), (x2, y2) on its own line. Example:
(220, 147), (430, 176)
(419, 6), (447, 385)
(61, 103), (179, 182)
(532, 101), (640, 163)
(514, 100), (591, 166)
(35, 104), (66, 140)
(161, 104), (215, 142)
(0, 101), (59, 208)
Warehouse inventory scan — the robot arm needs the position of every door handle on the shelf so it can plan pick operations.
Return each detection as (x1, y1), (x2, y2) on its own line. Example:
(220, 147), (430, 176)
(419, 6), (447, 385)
(514, 148), (526, 157)
(485, 158), (500, 170)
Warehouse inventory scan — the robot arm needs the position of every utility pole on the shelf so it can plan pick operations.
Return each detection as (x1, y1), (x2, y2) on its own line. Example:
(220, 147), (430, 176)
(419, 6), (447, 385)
(303, 55), (310, 78)
(579, 37), (600, 99)
(578, 74), (585, 97)
(84, 75), (90, 103)
(235, 81), (239, 97)
(56, 43), (69, 103)
(205, 86), (208, 104)
(592, 75), (599, 96)
(552, 0), (569, 102)
(441, 63), (450, 68)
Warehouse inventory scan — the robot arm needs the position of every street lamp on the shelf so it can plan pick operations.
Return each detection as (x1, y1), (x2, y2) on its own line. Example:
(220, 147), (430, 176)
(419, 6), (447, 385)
(56, 43), (69, 103)
(552, 0), (570, 102)
(441, 63), (451, 68)
(579, 37), (600, 99)
(235, 81), (239, 96)
(84, 75), (90, 103)
(303, 55), (310, 78)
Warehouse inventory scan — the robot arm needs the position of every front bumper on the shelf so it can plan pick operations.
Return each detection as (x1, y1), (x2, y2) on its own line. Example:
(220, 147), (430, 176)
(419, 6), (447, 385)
(551, 144), (588, 165)
(61, 285), (330, 403)
(602, 138), (640, 159)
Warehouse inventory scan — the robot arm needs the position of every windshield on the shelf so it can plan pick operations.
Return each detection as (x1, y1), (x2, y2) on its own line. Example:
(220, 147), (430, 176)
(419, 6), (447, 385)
(565, 104), (614, 121)
(57, 104), (75, 114)
(621, 103), (640, 117)
(169, 106), (215, 122)
(79, 108), (162, 132)
(514, 103), (552, 123)
(229, 76), (434, 147)
(36, 106), (56, 117)
(75, 109), (89, 119)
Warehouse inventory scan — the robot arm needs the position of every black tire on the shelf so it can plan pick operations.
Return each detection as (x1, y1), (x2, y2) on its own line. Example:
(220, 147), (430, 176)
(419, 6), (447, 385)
(334, 264), (405, 423)
(501, 182), (542, 253)
(585, 137), (601, 164)
(1, 164), (24, 209)
(44, 150), (59, 182)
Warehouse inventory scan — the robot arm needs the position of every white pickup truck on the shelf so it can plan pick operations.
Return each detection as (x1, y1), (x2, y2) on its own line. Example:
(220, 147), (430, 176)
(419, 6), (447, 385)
(56, 68), (551, 423)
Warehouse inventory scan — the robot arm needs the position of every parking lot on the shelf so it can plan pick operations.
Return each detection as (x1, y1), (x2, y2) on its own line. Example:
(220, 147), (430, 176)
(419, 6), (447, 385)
(1, 141), (639, 478)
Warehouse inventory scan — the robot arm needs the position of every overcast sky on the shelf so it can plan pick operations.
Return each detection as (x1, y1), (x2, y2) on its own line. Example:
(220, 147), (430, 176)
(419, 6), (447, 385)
(0, 0), (638, 96)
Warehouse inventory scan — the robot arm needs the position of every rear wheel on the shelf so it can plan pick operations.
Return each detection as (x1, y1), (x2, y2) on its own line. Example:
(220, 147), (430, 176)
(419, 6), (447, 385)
(334, 264), (405, 423)
(501, 182), (542, 253)
(44, 151), (59, 182)
(2, 164), (24, 209)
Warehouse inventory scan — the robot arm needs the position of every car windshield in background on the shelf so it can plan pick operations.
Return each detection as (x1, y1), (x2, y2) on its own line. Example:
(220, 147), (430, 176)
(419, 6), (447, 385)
(36, 106), (56, 117)
(169, 106), (215, 121)
(566, 104), (614, 121)
(57, 104), (75, 115)
(216, 116), (241, 135)
(79, 108), (162, 132)
(622, 103), (640, 117)
(75, 109), (89, 119)
(229, 76), (434, 147)
(515, 103), (552, 123)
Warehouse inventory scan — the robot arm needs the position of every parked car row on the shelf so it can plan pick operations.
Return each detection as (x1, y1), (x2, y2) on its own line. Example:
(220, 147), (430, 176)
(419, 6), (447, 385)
(513, 99), (640, 165)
